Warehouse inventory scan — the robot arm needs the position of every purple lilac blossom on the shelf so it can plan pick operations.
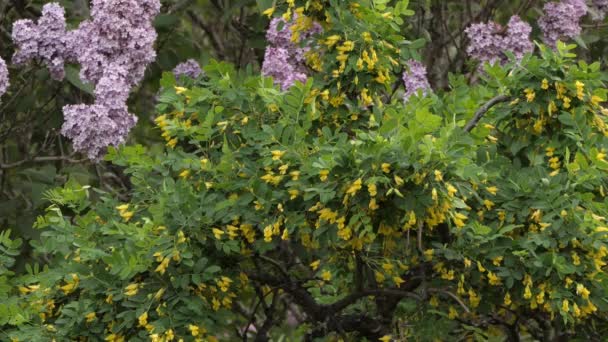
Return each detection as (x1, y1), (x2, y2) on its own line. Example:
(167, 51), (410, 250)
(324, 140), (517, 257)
(262, 17), (322, 90)
(11, 3), (71, 80)
(591, 0), (608, 20)
(173, 59), (203, 79)
(12, 0), (160, 159)
(538, 0), (588, 46)
(465, 15), (533, 65)
(402, 60), (431, 103)
(0, 57), (8, 98)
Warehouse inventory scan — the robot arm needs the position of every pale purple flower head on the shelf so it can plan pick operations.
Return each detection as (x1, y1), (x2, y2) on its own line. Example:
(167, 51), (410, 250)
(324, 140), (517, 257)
(262, 16), (321, 90)
(0, 57), (8, 97)
(61, 104), (137, 160)
(262, 47), (307, 90)
(539, 0), (588, 46)
(12, 0), (160, 159)
(11, 3), (71, 80)
(402, 60), (431, 103)
(173, 59), (203, 79)
(465, 15), (533, 65)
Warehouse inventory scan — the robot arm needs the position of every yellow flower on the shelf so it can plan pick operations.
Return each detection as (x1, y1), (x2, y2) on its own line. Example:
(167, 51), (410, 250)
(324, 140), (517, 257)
(563, 96), (571, 108)
(179, 170), (190, 179)
(446, 183), (457, 197)
(288, 189), (299, 200)
(378, 335), (392, 342)
(188, 324), (200, 337)
(290, 170), (300, 181)
(262, 7), (275, 18)
(155, 257), (170, 275)
(369, 198), (379, 211)
(124, 283), (140, 297)
(562, 299), (569, 312)
(576, 283), (590, 299)
(166, 138), (178, 148)
(85, 312), (96, 323)
(278, 164), (289, 175)
(116, 204), (129, 211)
(486, 186), (498, 195)
(271, 150), (286, 161)
(319, 169), (330, 181)
(138, 312), (148, 327)
(524, 285), (532, 299)
(448, 306), (459, 319)
(464, 258), (472, 268)
(492, 256), (503, 266)
(487, 271), (501, 285)
(524, 88), (535, 102)
(346, 178), (363, 196)
(212, 228), (224, 240)
(367, 183), (377, 197)
(324, 35), (341, 47)
(424, 249), (434, 261)
(477, 261), (486, 273)
(321, 270), (332, 281)
(483, 199), (495, 210)
(200, 158), (209, 169)
(394, 175), (404, 186)
(504, 292), (512, 306)
(434, 170), (443, 181)
(263, 225), (273, 242)
(310, 260), (320, 271)
(381, 163), (391, 173)
(393, 276), (405, 288)
(281, 228), (289, 240)
(541, 79), (549, 90)
(576, 81), (585, 100)
(174, 86), (188, 94)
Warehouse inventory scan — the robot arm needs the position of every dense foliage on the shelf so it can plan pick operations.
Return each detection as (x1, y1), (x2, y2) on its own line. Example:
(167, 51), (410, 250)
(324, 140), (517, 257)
(3, 0), (608, 341)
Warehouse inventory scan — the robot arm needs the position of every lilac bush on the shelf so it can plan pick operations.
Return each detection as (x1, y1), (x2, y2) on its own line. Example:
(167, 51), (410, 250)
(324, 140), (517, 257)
(538, 0), (588, 46)
(173, 59), (203, 79)
(465, 15), (533, 65)
(402, 59), (431, 103)
(11, 0), (160, 159)
(0, 57), (8, 98)
(262, 17), (321, 90)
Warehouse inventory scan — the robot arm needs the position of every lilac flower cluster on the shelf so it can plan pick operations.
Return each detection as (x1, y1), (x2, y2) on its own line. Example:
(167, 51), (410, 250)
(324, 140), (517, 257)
(11, 3), (71, 80)
(465, 16), (533, 65)
(173, 59), (203, 79)
(402, 60), (431, 103)
(591, 0), (608, 21)
(0, 57), (8, 98)
(262, 17), (322, 90)
(11, 1), (160, 159)
(538, 0), (588, 46)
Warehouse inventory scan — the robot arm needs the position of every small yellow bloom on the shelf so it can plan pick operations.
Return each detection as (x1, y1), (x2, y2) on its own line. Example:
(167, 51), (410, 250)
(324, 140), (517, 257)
(504, 292), (512, 306)
(85, 312), (96, 323)
(212, 228), (224, 240)
(524, 88), (535, 102)
(319, 169), (330, 181)
(310, 260), (320, 271)
(124, 283), (140, 297)
(562, 299), (569, 312)
(381, 163), (391, 173)
(188, 324), (200, 337)
(434, 170), (443, 181)
(541, 79), (549, 90)
(486, 186), (498, 195)
(174, 86), (188, 94)
(378, 335), (392, 342)
(394, 175), (404, 186)
(448, 306), (459, 319)
(290, 170), (300, 181)
(138, 312), (148, 327)
(179, 170), (190, 179)
(288, 189), (299, 200)
(262, 7), (275, 18)
(393, 276), (405, 288)
(271, 150), (286, 161)
(321, 270), (332, 281)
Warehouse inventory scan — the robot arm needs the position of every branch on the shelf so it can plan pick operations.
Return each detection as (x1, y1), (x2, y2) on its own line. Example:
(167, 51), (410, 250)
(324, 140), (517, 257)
(464, 95), (510, 132)
(0, 154), (87, 169)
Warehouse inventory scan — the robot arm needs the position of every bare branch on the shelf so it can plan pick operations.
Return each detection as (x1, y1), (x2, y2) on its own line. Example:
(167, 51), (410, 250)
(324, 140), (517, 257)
(464, 94), (510, 132)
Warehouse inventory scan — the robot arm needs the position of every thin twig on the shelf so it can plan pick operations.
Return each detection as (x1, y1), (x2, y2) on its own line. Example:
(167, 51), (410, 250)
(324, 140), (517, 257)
(464, 94), (510, 132)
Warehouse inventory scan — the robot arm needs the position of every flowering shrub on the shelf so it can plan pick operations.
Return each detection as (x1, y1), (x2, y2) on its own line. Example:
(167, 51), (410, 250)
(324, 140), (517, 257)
(11, 0), (160, 159)
(3, 1), (608, 342)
